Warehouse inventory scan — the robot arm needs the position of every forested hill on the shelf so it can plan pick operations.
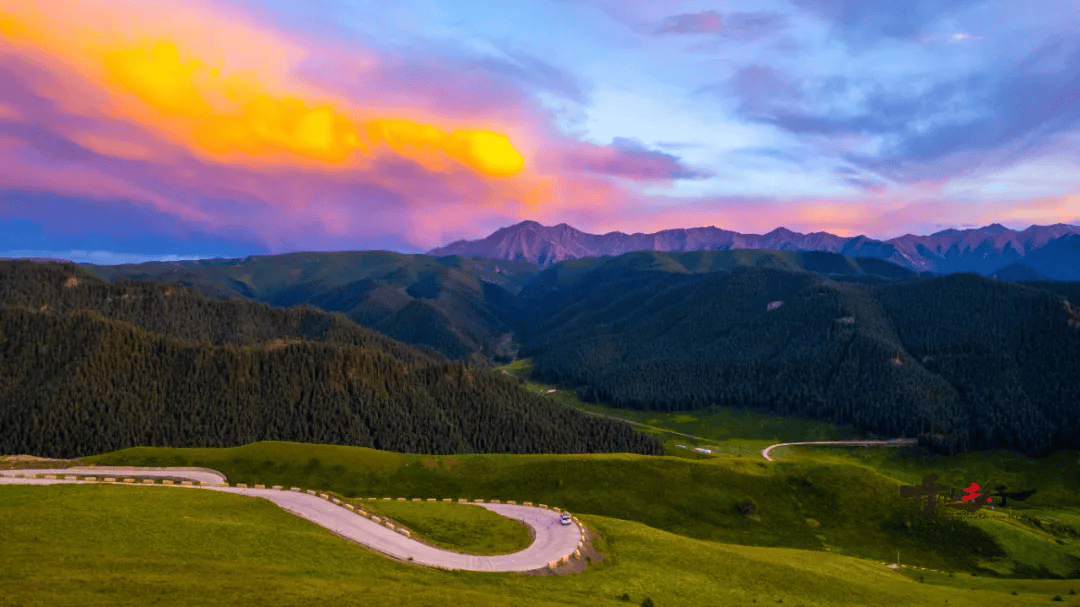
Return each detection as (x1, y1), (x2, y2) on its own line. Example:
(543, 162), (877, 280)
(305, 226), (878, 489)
(0, 261), (662, 458)
(0, 261), (442, 365)
(522, 266), (1080, 458)
(80, 252), (541, 364)
(84, 248), (916, 362)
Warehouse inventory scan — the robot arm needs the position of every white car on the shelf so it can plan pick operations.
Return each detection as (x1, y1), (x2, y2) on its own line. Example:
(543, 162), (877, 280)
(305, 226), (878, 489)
(560, 512), (572, 525)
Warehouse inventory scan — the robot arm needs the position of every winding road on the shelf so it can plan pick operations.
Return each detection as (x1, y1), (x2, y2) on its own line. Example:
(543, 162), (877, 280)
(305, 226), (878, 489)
(1, 441), (916, 568)
(761, 438), (918, 461)
(0, 467), (584, 573)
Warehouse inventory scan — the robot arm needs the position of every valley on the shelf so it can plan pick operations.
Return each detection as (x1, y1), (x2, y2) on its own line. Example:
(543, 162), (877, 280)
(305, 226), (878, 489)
(3, 249), (1080, 606)
(4, 0), (1079, 601)
(3, 438), (1079, 606)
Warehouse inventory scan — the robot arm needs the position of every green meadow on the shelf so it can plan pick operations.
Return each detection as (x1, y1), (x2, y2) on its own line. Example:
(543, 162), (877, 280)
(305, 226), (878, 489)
(79, 439), (1080, 578)
(358, 499), (534, 555)
(2, 358), (1078, 605)
(3, 461), (1080, 607)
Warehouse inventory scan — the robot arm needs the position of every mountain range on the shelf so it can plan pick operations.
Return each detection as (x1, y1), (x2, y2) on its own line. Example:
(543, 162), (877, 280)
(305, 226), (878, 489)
(427, 221), (1080, 280)
(15, 243), (1080, 459)
(80, 248), (927, 365)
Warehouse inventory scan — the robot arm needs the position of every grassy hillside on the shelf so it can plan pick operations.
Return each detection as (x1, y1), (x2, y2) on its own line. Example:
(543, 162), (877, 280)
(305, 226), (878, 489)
(84, 441), (1080, 579)
(10, 483), (1080, 607)
(361, 500), (534, 555)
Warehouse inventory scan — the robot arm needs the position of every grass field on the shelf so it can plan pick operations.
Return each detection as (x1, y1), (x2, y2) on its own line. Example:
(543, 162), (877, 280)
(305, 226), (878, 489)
(80, 440), (1080, 581)
(4, 483), (1080, 607)
(4, 357), (1078, 604)
(358, 499), (534, 555)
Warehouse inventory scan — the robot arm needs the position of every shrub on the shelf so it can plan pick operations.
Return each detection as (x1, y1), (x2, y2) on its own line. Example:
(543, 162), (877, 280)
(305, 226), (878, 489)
(1052, 594), (1063, 601)
(620, 594), (630, 602)
(739, 497), (758, 516)
(641, 598), (655, 607)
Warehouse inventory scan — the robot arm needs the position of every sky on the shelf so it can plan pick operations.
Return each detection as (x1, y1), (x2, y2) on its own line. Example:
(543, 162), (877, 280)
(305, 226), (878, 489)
(1, 0), (1079, 263)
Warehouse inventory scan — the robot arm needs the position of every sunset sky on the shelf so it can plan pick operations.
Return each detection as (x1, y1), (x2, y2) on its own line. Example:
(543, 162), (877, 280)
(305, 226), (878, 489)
(1, 0), (1078, 263)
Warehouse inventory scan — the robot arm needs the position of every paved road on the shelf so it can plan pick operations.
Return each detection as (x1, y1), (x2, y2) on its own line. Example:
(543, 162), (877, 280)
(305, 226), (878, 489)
(761, 439), (918, 461)
(0, 468), (583, 573)
(0, 466), (228, 485)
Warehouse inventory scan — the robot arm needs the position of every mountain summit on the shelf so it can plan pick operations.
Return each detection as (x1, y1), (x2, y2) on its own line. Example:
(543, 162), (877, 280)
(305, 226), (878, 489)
(427, 221), (1080, 280)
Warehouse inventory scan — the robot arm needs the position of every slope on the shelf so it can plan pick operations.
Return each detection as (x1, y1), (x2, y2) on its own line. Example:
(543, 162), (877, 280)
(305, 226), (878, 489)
(0, 260), (441, 365)
(81, 252), (541, 362)
(0, 263), (661, 459)
(519, 262), (1080, 458)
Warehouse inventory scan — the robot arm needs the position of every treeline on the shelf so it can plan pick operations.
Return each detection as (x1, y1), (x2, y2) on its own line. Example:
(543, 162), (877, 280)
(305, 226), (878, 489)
(0, 262), (662, 458)
(0, 260), (442, 362)
(524, 267), (1080, 458)
(0, 261), (440, 365)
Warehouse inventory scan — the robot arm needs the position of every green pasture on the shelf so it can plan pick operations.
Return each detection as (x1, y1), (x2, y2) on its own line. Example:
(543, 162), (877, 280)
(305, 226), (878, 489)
(359, 499), (533, 555)
(4, 357), (1078, 604)
(4, 483), (1080, 607)
(80, 440), (1080, 581)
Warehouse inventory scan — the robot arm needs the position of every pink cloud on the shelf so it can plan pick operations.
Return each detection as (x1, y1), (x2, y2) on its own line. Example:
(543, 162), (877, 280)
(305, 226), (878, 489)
(2, 0), (714, 253)
(9, 0), (1074, 259)
(0, 143), (205, 223)
(654, 10), (724, 35)
(541, 138), (713, 181)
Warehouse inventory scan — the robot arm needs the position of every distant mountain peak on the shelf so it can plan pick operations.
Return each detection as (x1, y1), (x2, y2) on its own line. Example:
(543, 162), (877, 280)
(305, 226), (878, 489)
(931, 228), (962, 236)
(424, 219), (1080, 279)
(508, 220), (541, 230)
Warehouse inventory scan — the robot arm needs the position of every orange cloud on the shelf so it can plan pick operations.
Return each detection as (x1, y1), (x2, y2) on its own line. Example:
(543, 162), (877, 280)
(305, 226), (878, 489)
(365, 119), (524, 177)
(2, 0), (749, 253)
(1, 0), (525, 176)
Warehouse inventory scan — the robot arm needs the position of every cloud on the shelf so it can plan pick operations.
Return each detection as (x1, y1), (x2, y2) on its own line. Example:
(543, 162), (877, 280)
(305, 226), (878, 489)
(0, 0), (527, 177)
(844, 177), (890, 192)
(607, 5), (789, 41)
(717, 36), (1080, 186)
(726, 65), (803, 116)
(654, 10), (724, 35)
(552, 136), (714, 180)
(916, 32), (984, 44)
(468, 47), (588, 105)
(0, 0), (615, 254)
(789, 0), (985, 44)
(4, 0), (1076, 260)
